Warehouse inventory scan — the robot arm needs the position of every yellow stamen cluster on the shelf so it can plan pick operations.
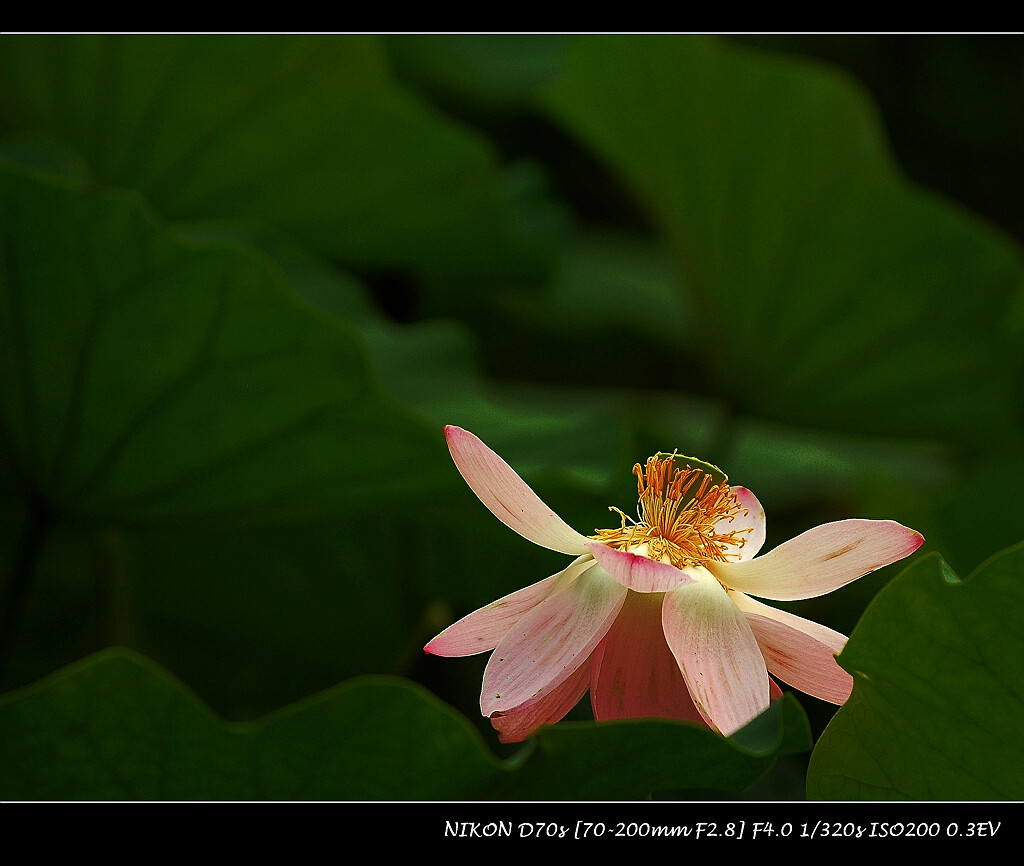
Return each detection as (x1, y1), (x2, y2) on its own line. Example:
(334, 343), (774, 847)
(592, 452), (750, 568)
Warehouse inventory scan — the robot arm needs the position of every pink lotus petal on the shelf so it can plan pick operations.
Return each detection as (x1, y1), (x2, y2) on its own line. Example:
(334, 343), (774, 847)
(424, 555), (593, 657)
(715, 486), (766, 561)
(585, 541), (695, 592)
(769, 677), (783, 702)
(481, 564), (626, 716)
(731, 592), (853, 705)
(445, 426), (591, 555)
(708, 519), (924, 601)
(662, 567), (770, 736)
(590, 590), (706, 726)
(490, 659), (592, 743)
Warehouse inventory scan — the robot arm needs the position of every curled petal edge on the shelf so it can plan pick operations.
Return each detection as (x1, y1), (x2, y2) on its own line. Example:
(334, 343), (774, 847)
(490, 659), (592, 743)
(586, 541), (695, 593)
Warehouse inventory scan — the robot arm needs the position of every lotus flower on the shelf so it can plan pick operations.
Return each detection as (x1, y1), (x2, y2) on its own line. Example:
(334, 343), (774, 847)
(425, 426), (923, 742)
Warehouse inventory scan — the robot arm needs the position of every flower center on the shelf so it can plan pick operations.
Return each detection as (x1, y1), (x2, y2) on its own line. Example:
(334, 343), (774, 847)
(591, 452), (750, 568)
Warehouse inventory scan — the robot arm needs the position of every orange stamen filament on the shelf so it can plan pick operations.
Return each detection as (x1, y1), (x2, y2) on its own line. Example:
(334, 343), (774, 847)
(592, 453), (751, 568)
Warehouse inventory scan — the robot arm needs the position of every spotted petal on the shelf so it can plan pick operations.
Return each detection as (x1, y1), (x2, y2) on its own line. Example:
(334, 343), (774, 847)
(662, 567), (770, 736)
(490, 659), (592, 743)
(590, 589), (706, 726)
(715, 486), (766, 561)
(586, 541), (695, 592)
(424, 555), (593, 657)
(731, 592), (853, 705)
(481, 563), (626, 716)
(708, 519), (924, 601)
(445, 426), (591, 555)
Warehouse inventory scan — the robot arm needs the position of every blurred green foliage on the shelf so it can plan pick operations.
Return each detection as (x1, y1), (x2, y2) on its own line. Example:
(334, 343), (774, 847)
(0, 34), (1020, 800)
